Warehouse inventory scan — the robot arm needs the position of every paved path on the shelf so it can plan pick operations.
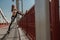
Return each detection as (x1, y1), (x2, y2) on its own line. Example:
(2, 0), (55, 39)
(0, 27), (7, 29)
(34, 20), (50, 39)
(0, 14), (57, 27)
(0, 24), (29, 40)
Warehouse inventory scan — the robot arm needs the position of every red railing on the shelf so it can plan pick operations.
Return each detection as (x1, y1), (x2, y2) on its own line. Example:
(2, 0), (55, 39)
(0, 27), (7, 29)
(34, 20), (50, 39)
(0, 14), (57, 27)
(18, 5), (36, 40)
(49, 0), (60, 40)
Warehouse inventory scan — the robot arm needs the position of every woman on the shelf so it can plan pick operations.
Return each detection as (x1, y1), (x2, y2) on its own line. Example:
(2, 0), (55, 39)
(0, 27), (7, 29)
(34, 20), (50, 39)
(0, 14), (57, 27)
(11, 5), (17, 21)
(11, 5), (23, 21)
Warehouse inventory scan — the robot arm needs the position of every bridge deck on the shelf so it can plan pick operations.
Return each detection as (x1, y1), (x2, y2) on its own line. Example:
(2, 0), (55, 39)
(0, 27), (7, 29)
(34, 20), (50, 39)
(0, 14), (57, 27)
(0, 24), (29, 40)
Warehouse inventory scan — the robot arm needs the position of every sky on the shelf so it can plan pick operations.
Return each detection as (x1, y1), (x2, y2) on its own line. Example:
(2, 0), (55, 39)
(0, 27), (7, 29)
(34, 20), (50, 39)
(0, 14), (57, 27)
(0, 0), (35, 22)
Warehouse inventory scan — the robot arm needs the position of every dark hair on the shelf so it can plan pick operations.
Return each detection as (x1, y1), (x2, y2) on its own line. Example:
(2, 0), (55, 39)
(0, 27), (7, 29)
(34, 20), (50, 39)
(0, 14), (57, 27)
(11, 5), (15, 12)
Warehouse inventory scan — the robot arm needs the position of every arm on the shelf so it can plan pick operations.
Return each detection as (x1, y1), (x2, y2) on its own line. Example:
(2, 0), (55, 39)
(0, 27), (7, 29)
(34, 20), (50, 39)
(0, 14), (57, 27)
(17, 11), (24, 16)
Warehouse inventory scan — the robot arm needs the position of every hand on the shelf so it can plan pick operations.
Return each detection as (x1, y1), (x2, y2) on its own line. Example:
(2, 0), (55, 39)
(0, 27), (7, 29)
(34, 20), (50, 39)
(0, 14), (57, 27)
(17, 10), (24, 16)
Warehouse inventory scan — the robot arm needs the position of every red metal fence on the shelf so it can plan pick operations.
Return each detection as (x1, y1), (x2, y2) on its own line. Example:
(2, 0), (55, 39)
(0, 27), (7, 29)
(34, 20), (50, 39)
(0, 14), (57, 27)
(18, 5), (36, 40)
(49, 0), (60, 40)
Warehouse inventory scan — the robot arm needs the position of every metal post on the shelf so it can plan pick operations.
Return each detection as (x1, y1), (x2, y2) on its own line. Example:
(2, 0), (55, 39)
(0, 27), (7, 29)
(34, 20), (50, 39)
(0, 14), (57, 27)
(16, 0), (19, 10)
(35, 0), (50, 40)
(21, 0), (23, 13)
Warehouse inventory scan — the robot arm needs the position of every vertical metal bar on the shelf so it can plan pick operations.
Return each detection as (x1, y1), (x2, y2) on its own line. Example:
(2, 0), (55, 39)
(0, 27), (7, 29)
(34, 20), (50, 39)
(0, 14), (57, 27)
(21, 0), (23, 13)
(50, 0), (60, 40)
(16, 0), (19, 10)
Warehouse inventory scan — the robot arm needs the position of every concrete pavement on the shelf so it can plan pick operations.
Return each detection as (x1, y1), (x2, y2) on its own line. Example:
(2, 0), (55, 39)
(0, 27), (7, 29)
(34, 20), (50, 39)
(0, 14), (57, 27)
(0, 24), (29, 40)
